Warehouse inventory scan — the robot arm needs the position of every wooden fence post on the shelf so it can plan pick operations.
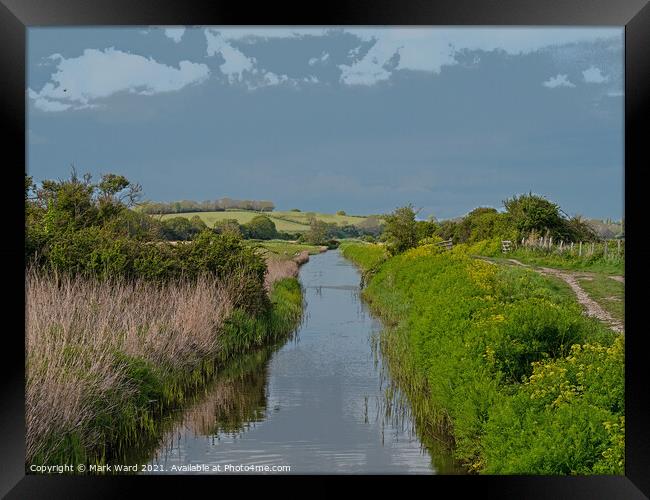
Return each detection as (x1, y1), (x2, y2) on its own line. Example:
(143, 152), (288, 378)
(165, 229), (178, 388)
(579, 241), (582, 257)
(604, 241), (608, 257)
(617, 239), (621, 255)
(591, 242), (595, 256)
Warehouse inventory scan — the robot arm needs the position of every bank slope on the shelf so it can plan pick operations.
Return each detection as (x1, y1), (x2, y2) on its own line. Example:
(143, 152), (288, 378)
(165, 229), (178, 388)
(342, 242), (624, 475)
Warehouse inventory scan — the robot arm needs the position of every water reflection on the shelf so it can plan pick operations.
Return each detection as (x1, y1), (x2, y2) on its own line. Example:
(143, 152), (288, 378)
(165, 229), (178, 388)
(143, 250), (459, 474)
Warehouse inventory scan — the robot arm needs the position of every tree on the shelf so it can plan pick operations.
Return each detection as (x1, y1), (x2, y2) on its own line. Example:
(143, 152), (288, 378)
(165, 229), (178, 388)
(336, 210), (346, 216)
(97, 173), (141, 221)
(244, 215), (278, 240)
(415, 219), (438, 242)
(565, 215), (598, 242)
(258, 200), (275, 212)
(357, 215), (382, 236)
(503, 193), (565, 240)
(382, 205), (419, 255)
(213, 218), (242, 237)
(303, 218), (330, 245)
(161, 217), (196, 240)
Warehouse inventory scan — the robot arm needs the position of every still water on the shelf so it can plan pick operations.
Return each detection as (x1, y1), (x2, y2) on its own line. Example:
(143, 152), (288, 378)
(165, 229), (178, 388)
(145, 250), (457, 474)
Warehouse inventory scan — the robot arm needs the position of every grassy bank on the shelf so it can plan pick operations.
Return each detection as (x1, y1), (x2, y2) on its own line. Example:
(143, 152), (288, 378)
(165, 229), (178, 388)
(342, 242), (624, 474)
(26, 271), (303, 468)
(339, 241), (387, 271)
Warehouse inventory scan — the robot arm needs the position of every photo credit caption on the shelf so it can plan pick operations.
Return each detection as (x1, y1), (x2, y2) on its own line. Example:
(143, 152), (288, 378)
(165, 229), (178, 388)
(29, 463), (292, 473)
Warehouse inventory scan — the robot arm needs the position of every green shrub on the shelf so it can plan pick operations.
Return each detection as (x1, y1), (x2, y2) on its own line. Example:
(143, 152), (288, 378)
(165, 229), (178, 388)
(483, 337), (624, 474)
(487, 298), (587, 382)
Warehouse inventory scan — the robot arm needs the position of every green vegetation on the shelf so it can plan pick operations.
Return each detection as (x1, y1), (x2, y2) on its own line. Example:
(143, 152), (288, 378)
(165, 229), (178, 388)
(160, 209), (376, 234)
(160, 210), (308, 233)
(139, 197), (275, 214)
(340, 241), (387, 271)
(381, 204), (419, 255)
(161, 215), (208, 240)
(411, 193), (606, 246)
(342, 242), (623, 474)
(302, 218), (330, 246)
(242, 215), (278, 240)
(505, 246), (624, 275)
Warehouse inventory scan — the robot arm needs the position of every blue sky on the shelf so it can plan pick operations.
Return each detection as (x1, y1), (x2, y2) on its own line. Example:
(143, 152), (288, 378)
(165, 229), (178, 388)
(27, 27), (624, 219)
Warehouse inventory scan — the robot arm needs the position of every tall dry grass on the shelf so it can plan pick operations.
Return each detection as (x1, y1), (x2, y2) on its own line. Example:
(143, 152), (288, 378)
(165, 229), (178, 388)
(264, 250), (309, 290)
(25, 268), (240, 463)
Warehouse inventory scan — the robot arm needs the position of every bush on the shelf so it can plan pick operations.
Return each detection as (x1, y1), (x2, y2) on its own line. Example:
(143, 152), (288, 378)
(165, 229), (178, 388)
(417, 235), (444, 246)
(161, 216), (202, 241)
(242, 215), (278, 240)
(483, 337), (624, 474)
(487, 298), (587, 382)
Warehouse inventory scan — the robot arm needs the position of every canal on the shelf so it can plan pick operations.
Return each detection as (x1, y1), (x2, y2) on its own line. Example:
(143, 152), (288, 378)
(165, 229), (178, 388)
(145, 250), (458, 474)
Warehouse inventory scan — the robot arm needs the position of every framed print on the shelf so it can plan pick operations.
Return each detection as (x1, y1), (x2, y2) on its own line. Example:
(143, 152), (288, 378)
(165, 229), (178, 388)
(2, 0), (649, 497)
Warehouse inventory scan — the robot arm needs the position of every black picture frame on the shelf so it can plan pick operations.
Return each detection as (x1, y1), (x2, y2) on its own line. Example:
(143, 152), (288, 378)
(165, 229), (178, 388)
(2, 0), (649, 497)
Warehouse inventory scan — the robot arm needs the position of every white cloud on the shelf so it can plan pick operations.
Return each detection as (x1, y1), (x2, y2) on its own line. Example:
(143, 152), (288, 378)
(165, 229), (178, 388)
(337, 27), (621, 86)
(582, 66), (608, 83)
(28, 48), (210, 112)
(205, 29), (255, 82)
(309, 51), (330, 66)
(542, 74), (576, 88)
(205, 28), (331, 43)
(204, 27), (621, 88)
(205, 29), (300, 89)
(164, 27), (186, 43)
(339, 37), (398, 85)
(260, 71), (288, 87)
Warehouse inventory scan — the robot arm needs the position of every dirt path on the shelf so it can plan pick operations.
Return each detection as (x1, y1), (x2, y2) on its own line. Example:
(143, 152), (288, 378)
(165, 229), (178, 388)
(481, 257), (624, 334)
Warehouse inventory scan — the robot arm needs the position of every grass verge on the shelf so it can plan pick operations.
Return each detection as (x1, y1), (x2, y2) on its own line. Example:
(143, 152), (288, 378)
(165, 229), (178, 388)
(342, 242), (624, 474)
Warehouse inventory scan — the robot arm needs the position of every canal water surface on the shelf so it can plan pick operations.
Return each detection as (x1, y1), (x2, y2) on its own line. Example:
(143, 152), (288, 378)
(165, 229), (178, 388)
(145, 250), (458, 474)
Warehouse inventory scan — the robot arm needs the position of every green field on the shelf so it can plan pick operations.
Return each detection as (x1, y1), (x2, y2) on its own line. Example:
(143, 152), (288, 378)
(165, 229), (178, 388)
(157, 210), (372, 233)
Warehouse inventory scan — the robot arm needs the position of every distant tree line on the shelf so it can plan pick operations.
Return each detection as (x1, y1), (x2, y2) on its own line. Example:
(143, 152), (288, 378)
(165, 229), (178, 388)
(139, 198), (275, 214)
(160, 213), (384, 244)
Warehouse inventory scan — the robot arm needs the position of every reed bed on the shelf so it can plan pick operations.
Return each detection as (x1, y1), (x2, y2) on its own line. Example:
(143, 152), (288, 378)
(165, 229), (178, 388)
(264, 250), (309, 290)
(26, 269), (240, 463)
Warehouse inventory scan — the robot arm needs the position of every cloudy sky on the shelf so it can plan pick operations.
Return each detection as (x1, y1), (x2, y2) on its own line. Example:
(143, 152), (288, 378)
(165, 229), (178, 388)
(27, 27), (624, 219)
